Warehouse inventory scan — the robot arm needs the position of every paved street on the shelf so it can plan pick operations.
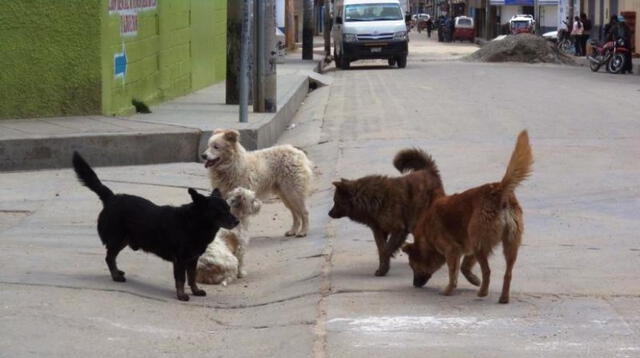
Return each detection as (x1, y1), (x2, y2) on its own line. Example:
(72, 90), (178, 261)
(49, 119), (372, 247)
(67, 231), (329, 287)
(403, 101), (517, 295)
(2, 33), (640, 357)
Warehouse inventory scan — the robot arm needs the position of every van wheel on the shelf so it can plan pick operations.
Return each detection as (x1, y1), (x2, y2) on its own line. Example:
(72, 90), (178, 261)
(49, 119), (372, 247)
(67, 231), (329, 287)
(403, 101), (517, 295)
(397, 55), (407, 68)
(388, 58), (397, 67)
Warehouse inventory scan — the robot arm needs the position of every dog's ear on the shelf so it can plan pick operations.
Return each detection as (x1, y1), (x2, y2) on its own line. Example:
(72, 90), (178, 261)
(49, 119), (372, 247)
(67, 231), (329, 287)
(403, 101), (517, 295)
(333, 178), (350, 188)
(333, 179), (352, 196)
(224, 130), (239, 143)
(211, 188), (223, 198)
(214, 128), (225, 134)
(252, 198), (262, 212)
(188, 188), (205, 203)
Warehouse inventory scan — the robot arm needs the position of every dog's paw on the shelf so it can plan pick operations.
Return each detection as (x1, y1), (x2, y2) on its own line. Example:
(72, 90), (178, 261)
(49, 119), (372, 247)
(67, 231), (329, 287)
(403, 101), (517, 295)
(442, 286), (456, 296)
(112, 275), (126, 282)
(117, 270), (126, 276)
(295, 232), (307, 238)
(192, 289), (206, 296)
(374, 267), (389, 277)
(477, 289), (489, 298)
(177, 293), (190, 301)
(238, 270), (247, 278)
(498, 295), (509, 304)
(285, 230), (297, 237)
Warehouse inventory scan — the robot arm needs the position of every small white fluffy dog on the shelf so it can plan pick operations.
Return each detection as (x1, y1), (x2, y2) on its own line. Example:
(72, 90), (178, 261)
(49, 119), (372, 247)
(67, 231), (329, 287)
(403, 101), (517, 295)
(201, 129), (313, 237)
(196, 187), (262, 285)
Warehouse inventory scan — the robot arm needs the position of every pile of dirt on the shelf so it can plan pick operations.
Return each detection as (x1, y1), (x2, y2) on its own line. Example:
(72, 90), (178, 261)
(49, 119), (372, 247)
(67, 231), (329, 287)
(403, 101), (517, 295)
(465, 34), (576, 65)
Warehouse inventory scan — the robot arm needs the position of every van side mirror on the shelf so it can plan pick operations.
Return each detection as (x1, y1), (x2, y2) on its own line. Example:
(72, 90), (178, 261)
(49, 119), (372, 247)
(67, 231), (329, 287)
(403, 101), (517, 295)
(335, 16), (343, 24)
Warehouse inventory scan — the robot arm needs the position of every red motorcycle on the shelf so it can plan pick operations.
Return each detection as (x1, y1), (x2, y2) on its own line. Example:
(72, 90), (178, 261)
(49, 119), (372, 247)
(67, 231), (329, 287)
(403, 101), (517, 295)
(588, 38), (630, 74)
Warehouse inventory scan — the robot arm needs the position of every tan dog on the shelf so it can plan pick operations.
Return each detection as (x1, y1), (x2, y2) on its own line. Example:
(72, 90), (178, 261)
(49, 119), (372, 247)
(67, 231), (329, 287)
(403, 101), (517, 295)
(403, 131), (532, 304)
(201, 129), (313, 237)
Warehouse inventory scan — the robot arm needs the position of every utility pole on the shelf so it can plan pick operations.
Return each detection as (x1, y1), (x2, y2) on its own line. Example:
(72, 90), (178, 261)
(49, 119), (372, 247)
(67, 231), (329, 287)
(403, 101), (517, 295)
(323, 0), (332, 59)
(253, 0), (277, 113)
(534, 0), (540, 34)
(239, 0), (253, 122)
(226, 0), (241, 105)
(303, 0), (314, 59)
(286, 0), (296, 50)
(484, 0), (491, 39)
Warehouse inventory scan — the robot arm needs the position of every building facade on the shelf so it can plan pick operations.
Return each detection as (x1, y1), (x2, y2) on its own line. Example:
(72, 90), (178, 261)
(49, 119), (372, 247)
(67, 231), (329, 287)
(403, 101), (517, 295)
(0, 0), (227, 119)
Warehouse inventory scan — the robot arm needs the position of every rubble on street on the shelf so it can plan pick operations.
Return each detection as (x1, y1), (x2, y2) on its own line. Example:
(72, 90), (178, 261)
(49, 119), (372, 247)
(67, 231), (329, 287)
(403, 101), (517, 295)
(465, 34), (576, 65)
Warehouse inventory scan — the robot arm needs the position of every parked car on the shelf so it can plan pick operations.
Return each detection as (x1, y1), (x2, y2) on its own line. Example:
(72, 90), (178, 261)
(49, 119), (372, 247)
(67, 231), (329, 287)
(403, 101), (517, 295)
(416, 13), (430, 32)
(332, 0), (409, 69)
(509, 14), (536, 34)
(453, 16), (475, 42)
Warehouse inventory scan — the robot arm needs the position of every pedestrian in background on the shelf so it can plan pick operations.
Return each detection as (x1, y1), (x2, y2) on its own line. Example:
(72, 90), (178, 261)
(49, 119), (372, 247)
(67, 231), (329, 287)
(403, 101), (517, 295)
(580, 13), (591, 56)
(614, 15), (633, 74)
(448, 16), (455, 42)
(571, 16), (583, 56)
(426, 17), (433, 38)
(603, 15), (617, 41)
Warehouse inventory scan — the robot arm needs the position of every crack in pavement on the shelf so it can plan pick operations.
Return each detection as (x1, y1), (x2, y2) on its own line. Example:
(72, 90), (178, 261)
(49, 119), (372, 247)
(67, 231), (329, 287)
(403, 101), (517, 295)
(101, 179), (209, 191)
(0, 209), (33, 214)
(0, 281), (322, 309)
(0, 280), (168, 303)
(205, 319), (316, 331)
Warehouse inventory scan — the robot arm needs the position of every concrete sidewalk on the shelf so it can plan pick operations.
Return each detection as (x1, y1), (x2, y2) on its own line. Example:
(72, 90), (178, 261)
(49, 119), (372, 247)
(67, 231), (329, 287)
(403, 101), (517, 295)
(0, 51), (326, 172)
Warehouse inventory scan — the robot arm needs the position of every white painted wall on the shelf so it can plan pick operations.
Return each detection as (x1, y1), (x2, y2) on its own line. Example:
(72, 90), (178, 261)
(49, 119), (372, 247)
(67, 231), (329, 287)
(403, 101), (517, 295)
(277, 0), (285, 28)
(540, 5), (558, 29)
(500, 6), (520, 23)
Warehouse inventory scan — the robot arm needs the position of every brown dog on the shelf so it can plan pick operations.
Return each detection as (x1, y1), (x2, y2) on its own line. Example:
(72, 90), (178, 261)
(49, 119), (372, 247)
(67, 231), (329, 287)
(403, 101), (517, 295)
(403, 130), (532, 303)
(328, 149), (444, 276)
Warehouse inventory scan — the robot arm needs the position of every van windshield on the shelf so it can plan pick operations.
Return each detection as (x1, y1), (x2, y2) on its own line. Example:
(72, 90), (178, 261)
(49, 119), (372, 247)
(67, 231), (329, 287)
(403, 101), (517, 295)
(344, 3), (403, 22)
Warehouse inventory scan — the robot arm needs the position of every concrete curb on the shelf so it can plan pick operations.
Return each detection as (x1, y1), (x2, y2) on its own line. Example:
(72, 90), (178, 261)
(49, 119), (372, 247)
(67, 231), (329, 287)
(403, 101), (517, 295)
(1, 131), (201, 172)
(0, 61), (322, 172)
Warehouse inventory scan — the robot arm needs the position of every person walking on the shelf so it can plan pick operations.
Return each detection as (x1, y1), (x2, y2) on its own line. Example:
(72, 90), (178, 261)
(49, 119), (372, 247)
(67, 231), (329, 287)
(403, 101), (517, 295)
(448, 16), (455, 42)
(580, 13), (591, 57)
(603, 15), (618, 41)
(614, 15), (633, 74)
(571, 16), (583, 56)
(426, 17), (433, 38)
(437, 16), (445, 42)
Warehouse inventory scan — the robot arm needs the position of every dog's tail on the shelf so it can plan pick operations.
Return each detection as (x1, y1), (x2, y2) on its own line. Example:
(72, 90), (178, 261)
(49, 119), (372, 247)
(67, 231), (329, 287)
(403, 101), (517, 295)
(72, 152), (114, 203)
(393, 148), (440, 175)
(500, 130), (533, 200)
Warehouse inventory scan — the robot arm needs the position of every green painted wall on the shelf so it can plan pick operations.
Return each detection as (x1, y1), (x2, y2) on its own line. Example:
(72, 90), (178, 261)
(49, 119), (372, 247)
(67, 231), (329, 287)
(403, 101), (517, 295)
(102, 0), (227, 115)
(0, 1), (102, 119)
(191, 0), (227, 91)
(0, 0), (226, 119)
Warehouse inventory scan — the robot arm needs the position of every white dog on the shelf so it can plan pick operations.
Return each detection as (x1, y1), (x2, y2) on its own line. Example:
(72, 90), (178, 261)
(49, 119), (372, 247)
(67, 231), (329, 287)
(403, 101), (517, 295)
(201, 129), (313, 237)
(196, 187), (262, 285)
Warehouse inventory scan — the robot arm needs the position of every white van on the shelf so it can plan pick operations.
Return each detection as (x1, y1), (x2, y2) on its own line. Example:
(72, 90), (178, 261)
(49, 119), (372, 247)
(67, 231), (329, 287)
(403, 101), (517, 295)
(332, 0), (408, 69)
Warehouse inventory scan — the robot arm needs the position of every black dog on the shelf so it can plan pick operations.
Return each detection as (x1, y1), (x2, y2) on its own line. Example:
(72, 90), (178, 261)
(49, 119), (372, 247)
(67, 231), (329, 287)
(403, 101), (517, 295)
(72, 152), (238, 301)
